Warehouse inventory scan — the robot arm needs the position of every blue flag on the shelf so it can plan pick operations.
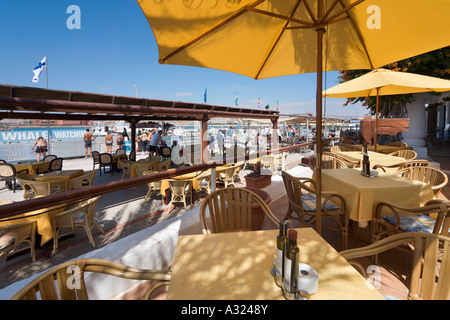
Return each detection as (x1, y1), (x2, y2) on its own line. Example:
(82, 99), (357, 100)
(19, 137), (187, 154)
(32, 56), (47, 83)
(204, 88), (207, 103)
(235, 92), (238, 106)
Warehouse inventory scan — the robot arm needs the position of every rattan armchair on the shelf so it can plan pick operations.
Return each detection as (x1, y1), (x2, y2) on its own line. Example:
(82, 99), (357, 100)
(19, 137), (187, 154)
(16, 173), (39, 200)
(330, 145), (355, 152)
(309, 154), (348, 169)
(373, 159), (430, 173)
(167, 179), (192, 210)
(386, 141), (408, 148)
(395, 166), (448, 197)
(388, 149), (417, 160)
(281, 171), (348, 249)
(372, 199), (450, 242)
(24, 180), (67, 198)
(69, 170), (98, 190)
(155, 159), (171, 171)
(0, 163), (28, 193)
(200, 187), (279, 234)
(0, 206), (36, 263)
(197, 169), (213, 194)
(216, 166), (239, 188)
(10, 258), (171, 300)
(142, 170), (162, 203)
(36, 157), (63, 174)
(340, 232), (450, 300)
(52, 196), (103, 252)
(42, 154), (57, 162)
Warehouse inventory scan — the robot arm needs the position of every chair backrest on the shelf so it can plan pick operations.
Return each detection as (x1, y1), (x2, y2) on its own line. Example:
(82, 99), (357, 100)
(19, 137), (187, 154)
(403, 159), (430, 168)
(162, 147), (171, 156)
(128, 149), (136, 161)
(0, 160), (6, 164)
(155, 159), (171, 171)
(43, 155), (57, 162)
(92, 151), (100, 163)
(134, 163), (155, 176)
(10, 258), (171, 300)
(0, 220), (36, 262)
(309, 154), (348, 169)
(69, 170), (97, 190)
(340, 232), (450, 300)
(281, 171), (315, 213)
(330, 145), (354, 152)
(28, 180), (67, 197)
(116, 148), (126, 155)
(396, 166), (448, 196)
(99, 153), (113, 164)
(168, 179), (190, 195)
(49, 158), (63, 171)
(0, 163), (16, 179)
(150, 155), (162, 162)
(389, 149), (418, 160)
(200, 187), (278, 234)
(386, 141), (408, 148)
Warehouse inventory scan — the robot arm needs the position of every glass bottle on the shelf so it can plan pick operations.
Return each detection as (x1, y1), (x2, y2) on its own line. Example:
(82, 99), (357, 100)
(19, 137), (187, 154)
(283, 229), (299, 296)
(275, 221), (287, 287)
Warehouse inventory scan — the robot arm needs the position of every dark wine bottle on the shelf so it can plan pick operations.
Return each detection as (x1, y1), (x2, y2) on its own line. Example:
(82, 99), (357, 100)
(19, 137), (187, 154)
(275, 221), (288, 287)
(283, 229), (299, 294)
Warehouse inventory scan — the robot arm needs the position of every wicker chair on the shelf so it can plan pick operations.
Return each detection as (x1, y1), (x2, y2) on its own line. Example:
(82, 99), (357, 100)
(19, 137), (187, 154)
(372, 199), (450, 243)
(52, 196), (103, 252)
(69, 170), (98, 190)
(200, 187), (279, 234)
(16, 173), (39, 200)
(99, 153), (114, 176)
(155, 159), (171, 171)
(118, 160), (132, 180)
(26, 180), (67, 198)
(36, 157), (63, 174)
(325, 151), (360, 168)
(281, 171), (348, 250)
(386, 141), (408, 148)
(216, 166), (239, 188)
(0, 163), (28, 193)
(388, 149), (417, 160)
(115, 148), (126, 156)
(0, 219), (36, 263)
(128, 149), (136, 161)
(373, 159), (430, 172)
(42, 155), (57, 162)
(197, 169), (213, 194)
(340, 232), (450, 300)
(92, 151), (101, 170)
(395, 166), (448, 197)
(330, 145), (355, 152)
(167, 179), (192, 210)
(309, 154), (348, 169)
(10, 258), (171, 300)
(142, 170), (162, 203)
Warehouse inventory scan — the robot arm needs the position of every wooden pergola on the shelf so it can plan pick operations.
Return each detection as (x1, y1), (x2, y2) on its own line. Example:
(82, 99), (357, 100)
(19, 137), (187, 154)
(0, 84), (279, 162)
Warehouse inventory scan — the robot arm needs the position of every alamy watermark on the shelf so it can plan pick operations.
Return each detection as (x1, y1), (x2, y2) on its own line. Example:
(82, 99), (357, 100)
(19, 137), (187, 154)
(67, 5), (81, 30)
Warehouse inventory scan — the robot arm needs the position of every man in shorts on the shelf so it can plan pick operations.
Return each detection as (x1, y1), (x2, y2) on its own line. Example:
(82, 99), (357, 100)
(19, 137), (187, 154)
(83, 128), (96, 158)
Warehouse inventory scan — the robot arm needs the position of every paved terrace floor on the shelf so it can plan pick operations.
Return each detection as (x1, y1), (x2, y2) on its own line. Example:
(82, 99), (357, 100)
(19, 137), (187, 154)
(0, 139), (449, 299)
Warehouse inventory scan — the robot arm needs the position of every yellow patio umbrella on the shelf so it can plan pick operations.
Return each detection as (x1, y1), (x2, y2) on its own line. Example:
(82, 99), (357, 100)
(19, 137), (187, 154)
(137, 0), (450, 233)
(323, 68), (450, 150)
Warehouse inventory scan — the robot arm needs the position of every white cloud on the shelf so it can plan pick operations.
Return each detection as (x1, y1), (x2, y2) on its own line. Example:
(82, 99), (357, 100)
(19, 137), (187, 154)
(175, 92), (193, 97)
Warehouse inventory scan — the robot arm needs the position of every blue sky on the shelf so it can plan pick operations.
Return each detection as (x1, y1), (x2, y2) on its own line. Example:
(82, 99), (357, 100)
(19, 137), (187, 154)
(0, 0), (369, 118)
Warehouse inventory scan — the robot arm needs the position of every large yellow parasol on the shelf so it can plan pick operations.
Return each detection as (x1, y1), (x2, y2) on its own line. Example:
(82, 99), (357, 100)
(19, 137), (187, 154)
(323, 68), (450, 150)
(137, 0), (450, 233)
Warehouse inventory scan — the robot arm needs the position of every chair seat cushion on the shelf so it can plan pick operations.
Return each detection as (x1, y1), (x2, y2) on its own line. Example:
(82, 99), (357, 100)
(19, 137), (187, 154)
(0, 232), (15, 250)
(301, 193), (339, 212)
(383, 214), (435, 233)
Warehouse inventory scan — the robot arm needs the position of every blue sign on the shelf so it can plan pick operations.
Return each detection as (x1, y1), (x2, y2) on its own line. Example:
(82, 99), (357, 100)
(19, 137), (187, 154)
(0, 127), (87, 143)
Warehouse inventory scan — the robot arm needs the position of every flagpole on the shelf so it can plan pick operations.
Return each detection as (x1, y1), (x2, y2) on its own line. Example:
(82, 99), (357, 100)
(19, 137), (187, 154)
(45, 54), (48, 89)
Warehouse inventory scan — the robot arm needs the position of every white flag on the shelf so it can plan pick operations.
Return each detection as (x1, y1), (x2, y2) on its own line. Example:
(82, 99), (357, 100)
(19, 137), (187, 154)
(32, 56), (47, 83)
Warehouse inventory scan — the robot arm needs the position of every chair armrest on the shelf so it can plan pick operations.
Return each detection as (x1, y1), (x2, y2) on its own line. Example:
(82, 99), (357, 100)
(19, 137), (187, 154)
(16, 169), (29, 174)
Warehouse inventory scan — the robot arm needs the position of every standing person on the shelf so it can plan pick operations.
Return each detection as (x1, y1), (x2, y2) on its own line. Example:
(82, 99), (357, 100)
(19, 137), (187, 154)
(140, 131), (149, 154)
(83, 129), (96, 158)
(208, 134), (215, 156)
(149, 129), (163, 156)
(122, 127), (129, 141)
(105, 131), (113, 153)
(147, 129), (155, 153)
(116, 132), (124, 150)
(32, 136), (48, 162)
(216, 130), (225, 155)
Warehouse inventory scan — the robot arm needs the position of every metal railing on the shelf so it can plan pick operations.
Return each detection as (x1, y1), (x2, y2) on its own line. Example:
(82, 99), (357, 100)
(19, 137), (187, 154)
(0, 138), (346, 219)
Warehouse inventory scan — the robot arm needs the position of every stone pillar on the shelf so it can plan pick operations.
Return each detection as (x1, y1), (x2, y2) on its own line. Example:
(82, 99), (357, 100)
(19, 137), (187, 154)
(403, 93), (428, 159)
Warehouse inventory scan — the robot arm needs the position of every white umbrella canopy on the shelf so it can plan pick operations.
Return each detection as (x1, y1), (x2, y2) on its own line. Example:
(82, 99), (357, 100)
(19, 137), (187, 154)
(137, 0), (450, 233)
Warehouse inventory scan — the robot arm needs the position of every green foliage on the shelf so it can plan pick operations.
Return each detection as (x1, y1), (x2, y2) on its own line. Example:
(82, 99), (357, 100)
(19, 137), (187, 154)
(339, 47), (450, 117)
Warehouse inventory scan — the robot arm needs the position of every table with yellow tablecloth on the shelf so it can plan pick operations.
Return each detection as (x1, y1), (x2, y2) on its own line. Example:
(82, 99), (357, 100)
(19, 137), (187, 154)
(334, 151), (406, 173)
(0, 202), (67, 246)
(35, 169), (84, 188)
(13, 161), (51, 175)
(168, 228), (385, 300)
(119, 160), (159, 178)
(319, 169), (435, 224)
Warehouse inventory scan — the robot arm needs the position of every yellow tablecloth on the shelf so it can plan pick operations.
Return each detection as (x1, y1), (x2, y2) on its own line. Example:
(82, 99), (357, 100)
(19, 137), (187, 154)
(0, 202), (67, 245)
(167, 228), (385, 300)
(119, 160), (158, 178)
(160, 172), (200, 194)
(320, 169), (435, 223)
(14, 161), (51, 174)
(335, 151), (406, 173)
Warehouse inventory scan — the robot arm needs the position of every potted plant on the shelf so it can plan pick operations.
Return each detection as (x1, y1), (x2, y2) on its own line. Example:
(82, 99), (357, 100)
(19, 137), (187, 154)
(244, 161), (271, 189)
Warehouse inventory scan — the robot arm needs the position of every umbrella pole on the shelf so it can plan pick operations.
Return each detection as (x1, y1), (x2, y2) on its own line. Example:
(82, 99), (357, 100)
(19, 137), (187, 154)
(374, 87), (380, 152)
(315, 26), (325, 236)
